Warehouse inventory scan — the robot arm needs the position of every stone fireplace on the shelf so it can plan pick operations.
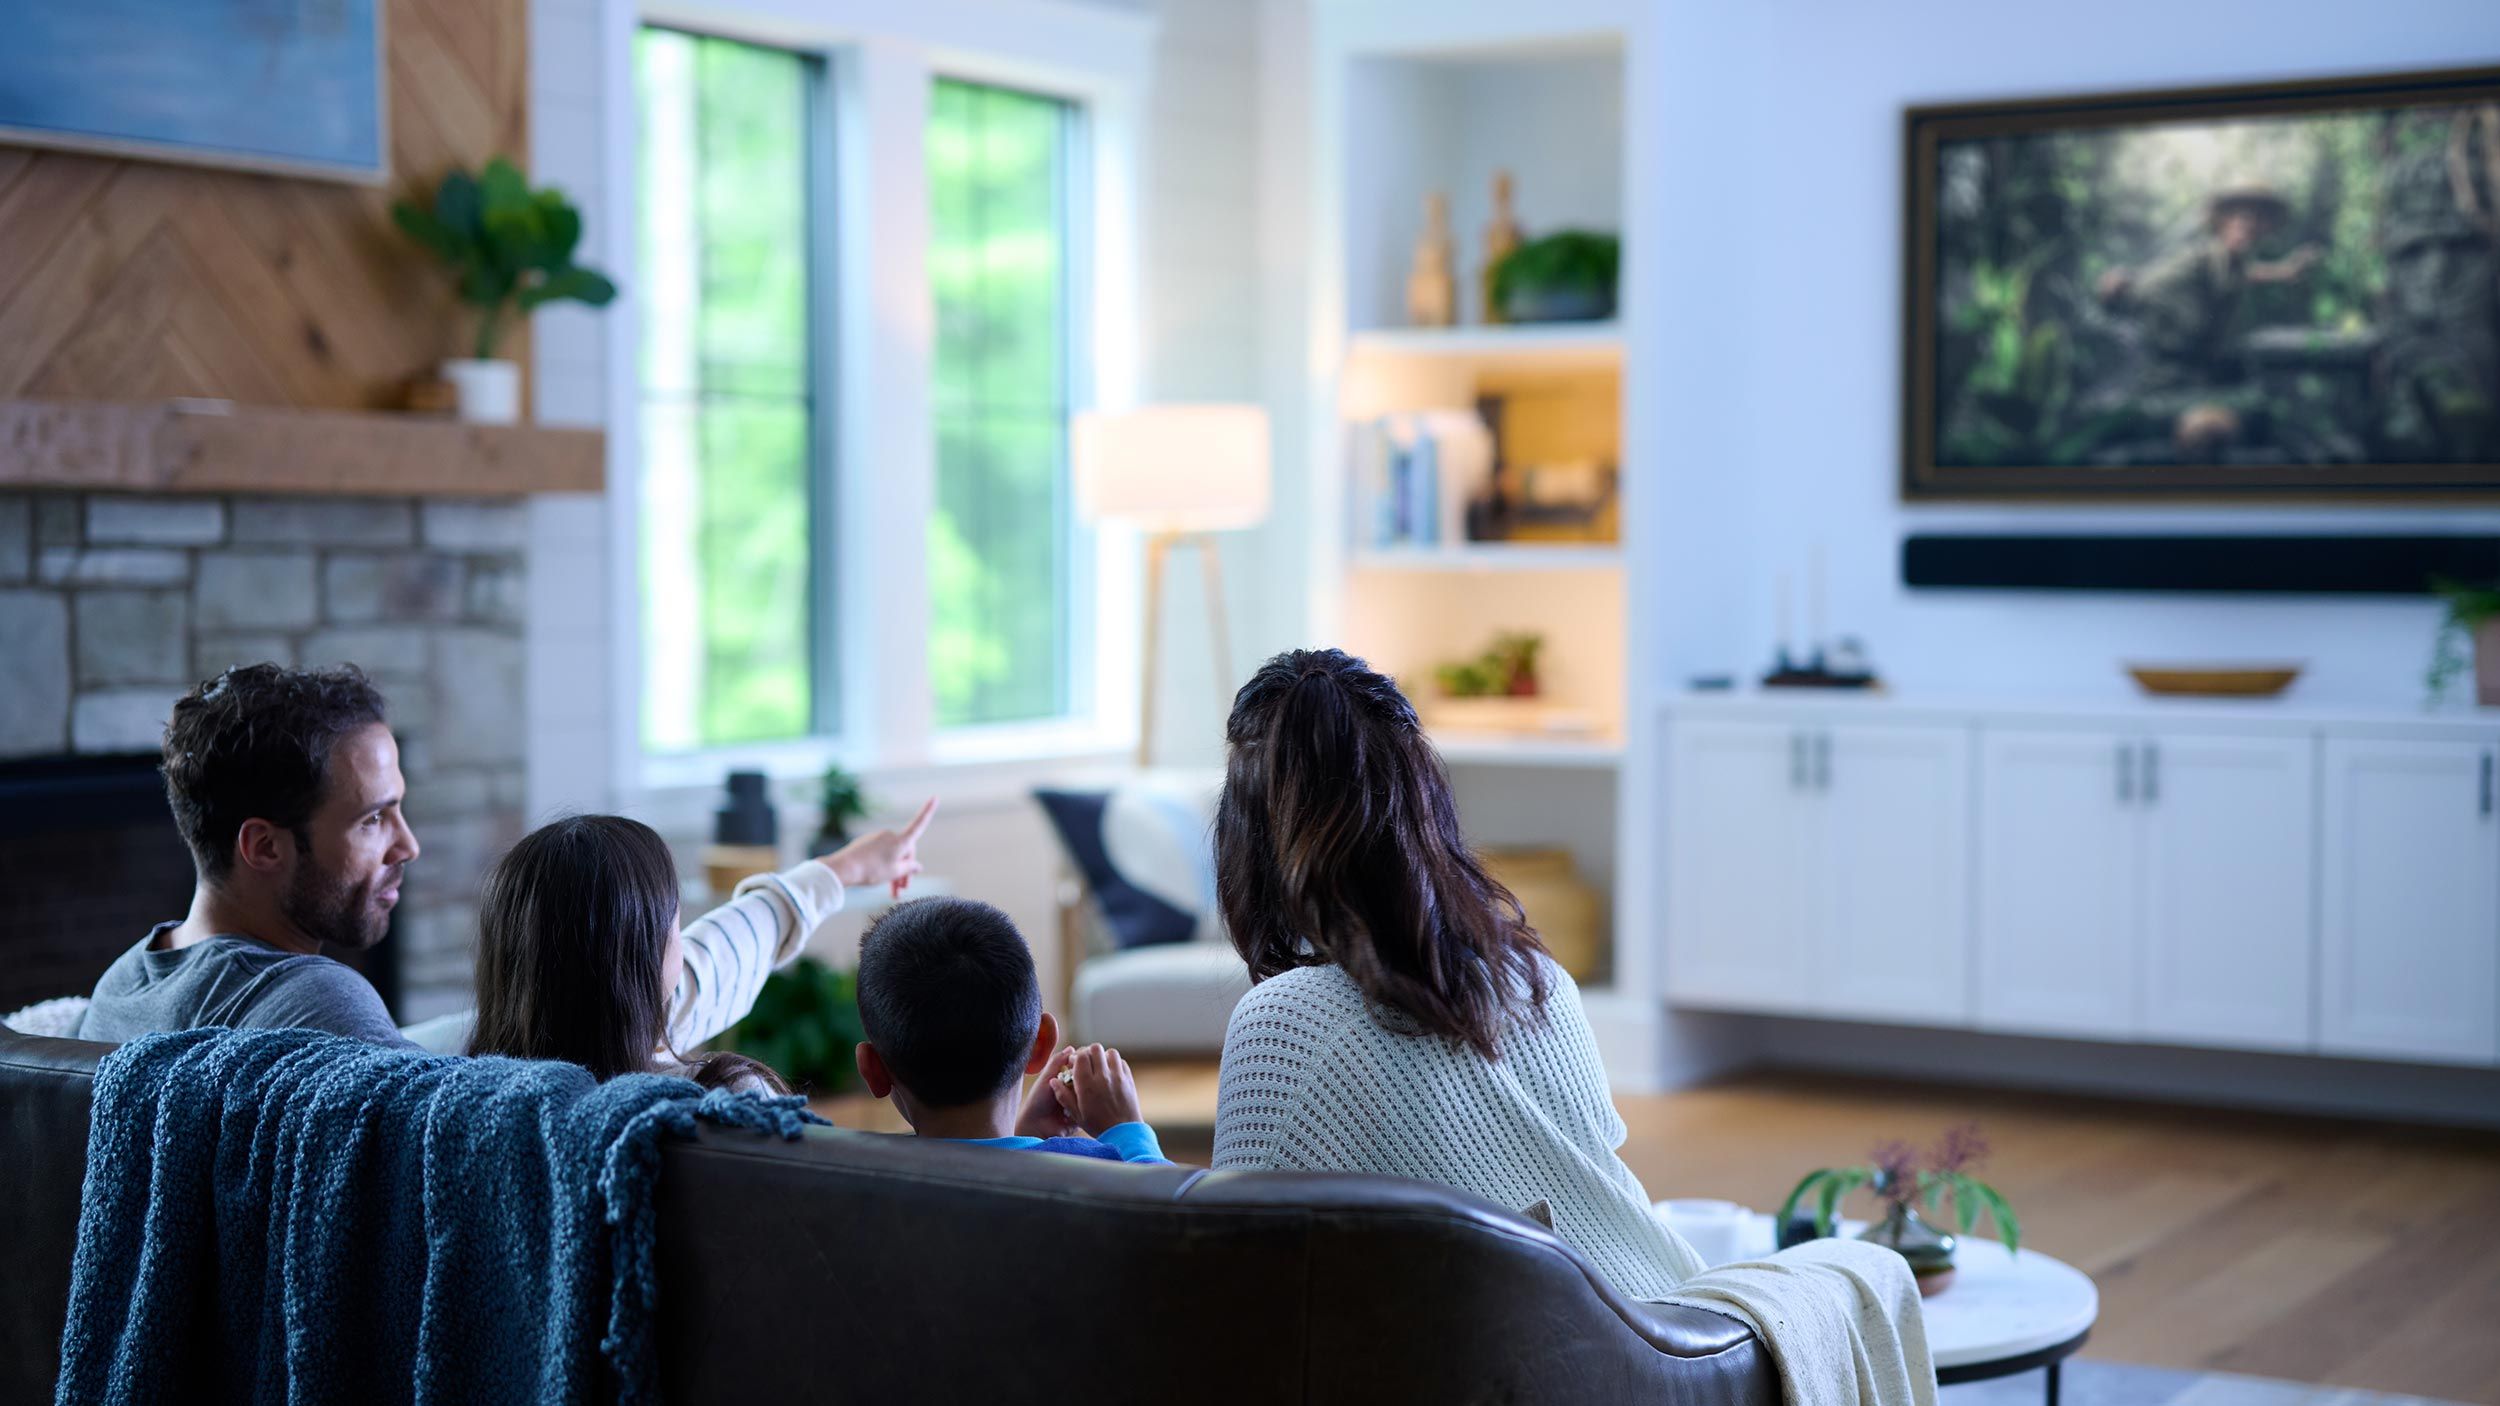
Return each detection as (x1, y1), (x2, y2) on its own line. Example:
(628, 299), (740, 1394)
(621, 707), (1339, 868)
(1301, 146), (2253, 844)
(0, 490), (535, 1023)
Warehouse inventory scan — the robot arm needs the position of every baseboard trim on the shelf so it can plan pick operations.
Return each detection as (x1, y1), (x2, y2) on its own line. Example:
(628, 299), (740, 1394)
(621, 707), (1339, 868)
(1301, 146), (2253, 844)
(1718, 1014), (2500, 1130)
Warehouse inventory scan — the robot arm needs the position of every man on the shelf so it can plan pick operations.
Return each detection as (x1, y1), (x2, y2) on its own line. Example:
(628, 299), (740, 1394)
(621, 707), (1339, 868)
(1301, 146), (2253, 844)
(78, 665), (422, 1045)
(2097, 185), (2323, 384)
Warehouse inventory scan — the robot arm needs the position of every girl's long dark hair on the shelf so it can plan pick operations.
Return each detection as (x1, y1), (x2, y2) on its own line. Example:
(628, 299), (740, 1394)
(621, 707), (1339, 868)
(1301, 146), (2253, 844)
(1215, 648), (1548, 1059)
(468, 814), (788, 1093)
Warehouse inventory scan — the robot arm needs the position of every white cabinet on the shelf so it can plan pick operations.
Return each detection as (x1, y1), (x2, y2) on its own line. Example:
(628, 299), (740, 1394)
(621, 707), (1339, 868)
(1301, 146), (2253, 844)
(1975, 730), (2141, 1038)
(1819, 724), (1971, 1025)
(1662, 720), (1812, 1010)
(2320, 738), (2500, 1065)
(1664, 698), (2500, 1071)
(1665, 717), (1970, 1025)
(1976, 727), (2317, 1047)
(2136, 734), (2317, 1052)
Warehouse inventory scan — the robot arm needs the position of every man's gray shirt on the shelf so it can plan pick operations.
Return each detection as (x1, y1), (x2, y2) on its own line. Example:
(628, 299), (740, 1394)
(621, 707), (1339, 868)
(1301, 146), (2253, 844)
(76, 923), (413, 1047)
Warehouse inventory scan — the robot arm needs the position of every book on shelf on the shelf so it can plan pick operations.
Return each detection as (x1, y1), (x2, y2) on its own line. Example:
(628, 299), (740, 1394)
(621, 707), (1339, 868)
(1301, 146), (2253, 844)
(1348, 406), (1619, 556)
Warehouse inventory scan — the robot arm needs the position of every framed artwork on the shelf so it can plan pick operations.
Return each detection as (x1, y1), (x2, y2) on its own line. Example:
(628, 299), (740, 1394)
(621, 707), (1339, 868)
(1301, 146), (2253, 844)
(1904, 66), (2500, 497)
(0, 0), (386, 184)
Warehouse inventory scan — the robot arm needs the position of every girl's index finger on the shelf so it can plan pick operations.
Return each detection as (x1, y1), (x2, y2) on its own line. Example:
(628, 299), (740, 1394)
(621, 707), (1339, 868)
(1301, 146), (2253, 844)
(899, 796), (940, 842)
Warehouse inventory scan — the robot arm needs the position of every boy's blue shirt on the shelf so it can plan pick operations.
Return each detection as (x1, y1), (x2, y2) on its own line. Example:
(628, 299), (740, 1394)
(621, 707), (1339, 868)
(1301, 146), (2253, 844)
(959, 1120), (1169, 1164)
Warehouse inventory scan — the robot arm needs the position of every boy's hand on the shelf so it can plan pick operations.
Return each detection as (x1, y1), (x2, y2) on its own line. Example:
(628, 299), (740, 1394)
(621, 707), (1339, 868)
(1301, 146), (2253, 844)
(1067, 1043), (1143, 1137)
(821, 797), (939, 898)
(1012, 1045), (1082, 1140)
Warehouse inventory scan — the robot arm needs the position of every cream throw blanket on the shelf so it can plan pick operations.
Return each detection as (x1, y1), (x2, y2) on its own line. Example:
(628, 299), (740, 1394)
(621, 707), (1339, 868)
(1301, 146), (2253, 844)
(1665, 1237), (1938, 1406)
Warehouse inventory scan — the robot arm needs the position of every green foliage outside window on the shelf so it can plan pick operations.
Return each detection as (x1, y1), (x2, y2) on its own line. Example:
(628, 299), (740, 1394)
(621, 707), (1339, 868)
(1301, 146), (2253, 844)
(636, 29), (818, 750)
(928, 80), (1076, 729)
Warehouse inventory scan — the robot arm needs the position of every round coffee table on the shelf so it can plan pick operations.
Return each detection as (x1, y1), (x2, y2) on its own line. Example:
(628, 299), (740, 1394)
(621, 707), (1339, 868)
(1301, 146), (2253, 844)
(1653, 1208), (2097, 1405)
(1922, 1242), (2097, 1404)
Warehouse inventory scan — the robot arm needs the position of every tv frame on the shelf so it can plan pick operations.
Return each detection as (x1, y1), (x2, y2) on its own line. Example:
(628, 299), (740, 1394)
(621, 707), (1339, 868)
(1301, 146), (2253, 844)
(1902, 64), (2500, 501)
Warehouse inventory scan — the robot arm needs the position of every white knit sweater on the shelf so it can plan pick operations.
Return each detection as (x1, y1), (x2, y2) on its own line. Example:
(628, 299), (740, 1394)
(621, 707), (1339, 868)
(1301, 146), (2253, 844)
(1213, 954), (1707, 1301)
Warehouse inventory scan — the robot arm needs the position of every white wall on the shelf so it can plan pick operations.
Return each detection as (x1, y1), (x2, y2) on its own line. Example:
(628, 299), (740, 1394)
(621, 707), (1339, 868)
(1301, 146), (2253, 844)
(526, 0), (624, 825)
(1644, 1), (2500, 709)
(1125, 0), (1313, 767)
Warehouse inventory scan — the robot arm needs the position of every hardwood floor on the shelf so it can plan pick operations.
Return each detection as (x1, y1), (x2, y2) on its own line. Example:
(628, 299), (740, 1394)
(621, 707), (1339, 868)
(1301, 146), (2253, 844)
(1605, 1072), (2500, 1404)
(823, 1065), (2500, 1403)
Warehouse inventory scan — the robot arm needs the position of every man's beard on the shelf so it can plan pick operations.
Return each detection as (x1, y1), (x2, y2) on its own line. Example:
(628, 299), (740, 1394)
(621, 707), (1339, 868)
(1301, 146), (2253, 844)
(283, 852), (397, 952)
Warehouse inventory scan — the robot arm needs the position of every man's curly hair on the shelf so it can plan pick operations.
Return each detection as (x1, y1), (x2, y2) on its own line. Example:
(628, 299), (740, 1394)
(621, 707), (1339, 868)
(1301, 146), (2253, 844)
(161, 664), (389, 881)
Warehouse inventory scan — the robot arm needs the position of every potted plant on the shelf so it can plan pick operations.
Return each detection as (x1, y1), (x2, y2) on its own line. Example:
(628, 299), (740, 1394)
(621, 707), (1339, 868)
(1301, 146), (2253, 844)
(808, 762), (872, 858)
(1434, 630), (1545, 698)
(1774, 1123), (2019, 1297)
(1489, 230), (1620, 324)
(2426, 578), (2500, 706)
(392, 157), (617, 423)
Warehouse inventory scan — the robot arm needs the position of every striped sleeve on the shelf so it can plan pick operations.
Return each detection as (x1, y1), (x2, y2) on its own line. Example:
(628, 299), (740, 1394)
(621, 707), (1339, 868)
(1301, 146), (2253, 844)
(666, 861), (846, 1052)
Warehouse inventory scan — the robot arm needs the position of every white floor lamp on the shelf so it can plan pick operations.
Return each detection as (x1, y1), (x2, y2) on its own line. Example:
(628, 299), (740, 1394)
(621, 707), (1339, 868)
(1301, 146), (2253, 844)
(1073, 404), (1272, 767)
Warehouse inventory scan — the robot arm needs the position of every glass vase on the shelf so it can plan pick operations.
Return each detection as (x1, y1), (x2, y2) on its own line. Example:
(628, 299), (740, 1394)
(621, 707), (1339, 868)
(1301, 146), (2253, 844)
(1859, 1202), (1958, 1297)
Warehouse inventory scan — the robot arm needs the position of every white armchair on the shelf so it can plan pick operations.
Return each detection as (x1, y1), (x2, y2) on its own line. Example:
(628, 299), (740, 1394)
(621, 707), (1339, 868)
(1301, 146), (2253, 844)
(1039, 772), (1252, 1056)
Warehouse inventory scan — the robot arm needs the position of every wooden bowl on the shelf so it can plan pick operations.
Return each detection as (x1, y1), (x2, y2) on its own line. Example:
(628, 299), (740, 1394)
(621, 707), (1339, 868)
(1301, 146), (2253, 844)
(2125, 663), (2304, 698)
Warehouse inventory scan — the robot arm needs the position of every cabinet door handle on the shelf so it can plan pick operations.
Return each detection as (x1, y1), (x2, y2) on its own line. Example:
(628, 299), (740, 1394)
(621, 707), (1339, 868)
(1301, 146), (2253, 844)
(2143, 741), (2160, 806)
(1790, 731), (1807, 791)
(1813, 732), (1832, 791)
(2116, 741), (2135, 806)
(2483, 752), (2493, 818)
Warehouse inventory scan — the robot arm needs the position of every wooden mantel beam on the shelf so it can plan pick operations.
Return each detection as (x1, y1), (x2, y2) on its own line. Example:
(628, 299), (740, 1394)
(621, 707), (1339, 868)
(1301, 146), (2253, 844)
(0, 400), (604, 497)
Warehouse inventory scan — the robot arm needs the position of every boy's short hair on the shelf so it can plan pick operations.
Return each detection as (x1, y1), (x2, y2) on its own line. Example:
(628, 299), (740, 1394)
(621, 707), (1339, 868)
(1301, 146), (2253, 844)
(854, 897), (1041, 1108)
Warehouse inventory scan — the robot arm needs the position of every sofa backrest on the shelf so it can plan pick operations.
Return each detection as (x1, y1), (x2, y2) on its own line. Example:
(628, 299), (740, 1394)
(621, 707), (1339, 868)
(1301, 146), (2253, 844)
(0, 1027), (1772, 1404)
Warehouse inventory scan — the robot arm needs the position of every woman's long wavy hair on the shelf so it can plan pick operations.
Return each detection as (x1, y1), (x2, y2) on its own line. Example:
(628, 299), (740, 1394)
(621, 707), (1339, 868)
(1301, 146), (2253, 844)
(1215, 648), (1548, 1059)
(468, 814), (787, 1093)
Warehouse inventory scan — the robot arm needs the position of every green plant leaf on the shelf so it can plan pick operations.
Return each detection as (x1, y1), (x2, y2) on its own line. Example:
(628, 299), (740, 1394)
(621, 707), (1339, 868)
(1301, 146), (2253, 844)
(1813, 1166), (1871, 1237)
(391, 202), (466, 263)
(1775, 1169), (1829, 1229)
(480, 156), (531, 215)
(433, 169), (483, 238)
(518, 265), (618, 312)
(1973, 1180), (2021, 1256)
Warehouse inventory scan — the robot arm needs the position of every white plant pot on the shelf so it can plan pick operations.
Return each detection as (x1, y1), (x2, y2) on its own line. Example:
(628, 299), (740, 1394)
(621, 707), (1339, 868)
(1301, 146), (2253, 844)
(441, 358), (521, 425)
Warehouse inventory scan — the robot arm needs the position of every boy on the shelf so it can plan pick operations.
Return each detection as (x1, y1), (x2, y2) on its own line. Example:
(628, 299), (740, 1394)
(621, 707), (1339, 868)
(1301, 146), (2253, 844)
(852, 897), (1168, 1164)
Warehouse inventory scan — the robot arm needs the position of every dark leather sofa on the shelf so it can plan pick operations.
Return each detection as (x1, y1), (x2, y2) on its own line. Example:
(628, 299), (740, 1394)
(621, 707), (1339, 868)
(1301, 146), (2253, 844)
(1, 1026), (1776, 1403)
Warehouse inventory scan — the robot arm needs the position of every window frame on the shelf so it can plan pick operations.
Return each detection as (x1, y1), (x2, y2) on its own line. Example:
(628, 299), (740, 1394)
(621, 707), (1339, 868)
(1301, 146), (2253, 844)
(615, 0), (1150, 797)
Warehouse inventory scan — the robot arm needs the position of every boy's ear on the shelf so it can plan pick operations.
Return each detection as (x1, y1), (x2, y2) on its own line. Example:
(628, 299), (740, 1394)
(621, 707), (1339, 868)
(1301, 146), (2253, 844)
(1024, 1011), (1059, 1076)
(855, 1041), (894, 1100)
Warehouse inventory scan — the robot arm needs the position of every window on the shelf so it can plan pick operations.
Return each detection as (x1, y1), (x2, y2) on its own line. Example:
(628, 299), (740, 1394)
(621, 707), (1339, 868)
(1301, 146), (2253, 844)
(927, 80), (1081, 729)
(636, 29), (829, 751)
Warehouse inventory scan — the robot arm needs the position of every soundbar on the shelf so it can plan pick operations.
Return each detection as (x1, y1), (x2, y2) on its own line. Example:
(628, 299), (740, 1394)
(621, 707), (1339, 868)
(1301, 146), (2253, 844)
(1900, 534), (2500, 594)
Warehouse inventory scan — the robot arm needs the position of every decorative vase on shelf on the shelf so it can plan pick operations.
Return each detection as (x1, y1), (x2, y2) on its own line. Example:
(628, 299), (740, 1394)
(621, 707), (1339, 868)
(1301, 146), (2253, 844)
(1479, 169), (1522, 326)
(1859, 1203), (1958, 1297)
(1406, 190), (1457, 328)
(440, 358), (520, 424)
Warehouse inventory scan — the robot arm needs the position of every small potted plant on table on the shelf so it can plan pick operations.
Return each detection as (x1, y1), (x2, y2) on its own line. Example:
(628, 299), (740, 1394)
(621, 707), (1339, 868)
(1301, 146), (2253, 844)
(1776, 1123), (2020, 1297)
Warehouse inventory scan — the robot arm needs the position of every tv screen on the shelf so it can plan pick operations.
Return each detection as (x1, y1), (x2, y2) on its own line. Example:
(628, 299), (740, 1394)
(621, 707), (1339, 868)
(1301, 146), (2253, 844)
(1904, 67), (2500, 497)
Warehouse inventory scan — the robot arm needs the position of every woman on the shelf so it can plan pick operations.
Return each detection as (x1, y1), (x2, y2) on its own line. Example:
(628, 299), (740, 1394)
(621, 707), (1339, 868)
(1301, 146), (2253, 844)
(1209, 649), (1704, 1299)
(468, 801), (933, 1091)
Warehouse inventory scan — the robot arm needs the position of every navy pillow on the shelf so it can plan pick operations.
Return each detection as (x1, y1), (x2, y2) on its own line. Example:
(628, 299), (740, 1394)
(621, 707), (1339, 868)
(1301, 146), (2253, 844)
(1033, 788), (1195, 949)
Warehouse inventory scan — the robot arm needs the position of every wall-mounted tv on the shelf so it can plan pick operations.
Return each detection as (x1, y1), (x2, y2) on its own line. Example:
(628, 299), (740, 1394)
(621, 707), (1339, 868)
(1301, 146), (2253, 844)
(1904, 66), (2500, 498)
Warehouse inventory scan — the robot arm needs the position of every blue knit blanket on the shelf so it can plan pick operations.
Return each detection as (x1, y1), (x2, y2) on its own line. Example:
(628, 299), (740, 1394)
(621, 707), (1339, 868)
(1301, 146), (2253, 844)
(57, 1027), (820, 1406)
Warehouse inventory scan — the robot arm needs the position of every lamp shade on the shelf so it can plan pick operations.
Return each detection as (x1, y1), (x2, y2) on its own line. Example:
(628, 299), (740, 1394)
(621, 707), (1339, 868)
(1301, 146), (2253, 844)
(1072, 404), (1271, 532)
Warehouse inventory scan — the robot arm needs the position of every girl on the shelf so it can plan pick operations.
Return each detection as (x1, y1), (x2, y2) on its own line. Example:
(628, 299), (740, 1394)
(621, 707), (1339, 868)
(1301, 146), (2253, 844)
(468, 802), (934, 1091)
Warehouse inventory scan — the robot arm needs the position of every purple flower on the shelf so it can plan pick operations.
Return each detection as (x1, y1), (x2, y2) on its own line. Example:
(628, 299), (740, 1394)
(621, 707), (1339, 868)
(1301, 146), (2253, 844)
(1931, 1122), (1990, 1176)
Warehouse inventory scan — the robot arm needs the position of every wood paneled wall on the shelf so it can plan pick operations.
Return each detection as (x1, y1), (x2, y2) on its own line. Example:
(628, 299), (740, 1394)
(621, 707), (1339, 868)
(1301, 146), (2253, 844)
(0, 0), (528, 412)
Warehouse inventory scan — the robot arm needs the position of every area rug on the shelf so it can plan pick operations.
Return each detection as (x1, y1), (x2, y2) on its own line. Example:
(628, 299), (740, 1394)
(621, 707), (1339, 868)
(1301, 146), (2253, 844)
(1942, 1360), (2470, 1406)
